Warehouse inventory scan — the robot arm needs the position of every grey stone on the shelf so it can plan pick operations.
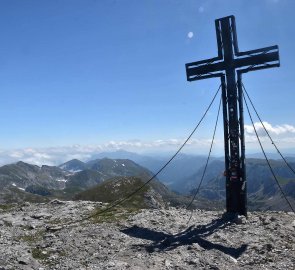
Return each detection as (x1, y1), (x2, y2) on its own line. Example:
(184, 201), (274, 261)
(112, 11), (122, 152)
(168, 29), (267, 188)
(31, 213), (52, 220)
(45, 225), (63, 232)
(0, 202), (294, 270)
(48, 199), (65, 205)
(234, 215), (247, 224)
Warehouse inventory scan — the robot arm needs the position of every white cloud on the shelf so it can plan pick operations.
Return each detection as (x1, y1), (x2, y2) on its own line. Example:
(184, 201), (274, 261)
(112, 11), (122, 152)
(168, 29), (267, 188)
(245, 121), (295, 137)
(0, 138), (222, 166)
(187, 32), (194, 39)
(1, 122), (294, 166)
(244, 121), (295, 153)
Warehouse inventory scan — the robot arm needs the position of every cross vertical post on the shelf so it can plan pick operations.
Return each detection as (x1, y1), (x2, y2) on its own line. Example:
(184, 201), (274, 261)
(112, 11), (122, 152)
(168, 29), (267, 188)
(185, 15), (279, 216)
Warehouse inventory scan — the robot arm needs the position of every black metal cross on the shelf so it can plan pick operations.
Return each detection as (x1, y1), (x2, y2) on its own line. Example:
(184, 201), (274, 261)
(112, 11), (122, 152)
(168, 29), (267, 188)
(185, 15), (279, 216)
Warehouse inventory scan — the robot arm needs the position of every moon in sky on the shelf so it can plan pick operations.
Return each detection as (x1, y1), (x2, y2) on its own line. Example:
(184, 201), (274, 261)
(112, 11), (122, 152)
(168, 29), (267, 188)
(187, 32), (194, 39)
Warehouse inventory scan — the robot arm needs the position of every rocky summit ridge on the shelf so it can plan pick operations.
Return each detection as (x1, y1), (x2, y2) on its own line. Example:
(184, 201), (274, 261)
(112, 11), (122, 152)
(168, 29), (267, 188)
(0, 200), (294, 270)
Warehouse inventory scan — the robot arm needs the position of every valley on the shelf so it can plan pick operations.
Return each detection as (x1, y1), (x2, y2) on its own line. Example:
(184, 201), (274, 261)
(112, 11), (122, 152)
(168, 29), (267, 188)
(0, 151), (294, 212)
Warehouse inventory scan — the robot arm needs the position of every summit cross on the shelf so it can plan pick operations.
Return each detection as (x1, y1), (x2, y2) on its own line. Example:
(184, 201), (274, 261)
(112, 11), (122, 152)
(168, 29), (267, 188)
(185, 15), (280, 216)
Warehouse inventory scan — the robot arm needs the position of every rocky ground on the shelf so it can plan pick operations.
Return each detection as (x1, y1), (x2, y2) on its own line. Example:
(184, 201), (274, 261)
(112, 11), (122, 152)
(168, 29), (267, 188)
(0, 200), (294, 270)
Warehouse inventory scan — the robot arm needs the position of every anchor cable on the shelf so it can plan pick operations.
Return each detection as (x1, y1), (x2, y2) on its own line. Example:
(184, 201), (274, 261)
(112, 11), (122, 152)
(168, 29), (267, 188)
(64, 84), (222, 226)
(186, 94), (222, 226)
(242, 83), (295, 176)
(243, 92), (295, 213)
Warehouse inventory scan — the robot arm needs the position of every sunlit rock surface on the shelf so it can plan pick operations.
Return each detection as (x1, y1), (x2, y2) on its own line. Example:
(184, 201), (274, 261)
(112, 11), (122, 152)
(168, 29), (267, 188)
(0, 201), (294, 269)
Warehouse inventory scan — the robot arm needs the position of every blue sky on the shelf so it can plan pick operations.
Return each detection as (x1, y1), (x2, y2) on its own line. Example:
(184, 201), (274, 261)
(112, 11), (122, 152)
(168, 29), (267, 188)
(0, 0), (294, 164)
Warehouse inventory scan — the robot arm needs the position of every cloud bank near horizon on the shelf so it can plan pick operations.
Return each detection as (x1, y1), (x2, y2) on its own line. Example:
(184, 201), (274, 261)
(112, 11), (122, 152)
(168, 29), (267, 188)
(0, 138), (222, 166)
(0, 122), (294, 166)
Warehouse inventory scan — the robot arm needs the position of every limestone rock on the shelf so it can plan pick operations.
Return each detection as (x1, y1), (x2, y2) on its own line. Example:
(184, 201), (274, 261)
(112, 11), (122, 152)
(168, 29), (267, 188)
(0, 201), (294, 269)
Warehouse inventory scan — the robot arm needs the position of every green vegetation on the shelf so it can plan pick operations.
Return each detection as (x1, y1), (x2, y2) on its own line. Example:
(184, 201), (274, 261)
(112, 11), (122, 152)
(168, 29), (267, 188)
(277, 176), (295, 185)
(25, 185), (52, 196)
(19, 229), (66, 265)
(31, 247), (66, 266)
(3, 187), (49, 203)
(20, 229), (45, 243)
(90, 206), (139, 224)
(31, 248), (50, 260)
(0, 204), (14, 211)
(48, 186), (84, 200)
(21, 234), (40, 243)
(74, 176), (150, 209)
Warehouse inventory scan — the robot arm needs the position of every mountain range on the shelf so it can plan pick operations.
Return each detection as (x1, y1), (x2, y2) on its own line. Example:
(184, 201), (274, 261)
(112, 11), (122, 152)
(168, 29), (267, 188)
(0, 150), (294, 211)
(0, 158), (154, 201)
(0, 157), (201, 209)
(88, 150), (211, 190)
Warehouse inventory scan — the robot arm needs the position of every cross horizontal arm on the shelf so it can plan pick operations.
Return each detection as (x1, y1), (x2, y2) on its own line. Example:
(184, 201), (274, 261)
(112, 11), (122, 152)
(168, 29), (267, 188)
(238, 63), (280, 75)
(187, 72), (224, 81)
(186, 59), (224, 81)
(235, 46), (280, 72)
(236, 45), (278, 57)
(185, 45), (279, 81)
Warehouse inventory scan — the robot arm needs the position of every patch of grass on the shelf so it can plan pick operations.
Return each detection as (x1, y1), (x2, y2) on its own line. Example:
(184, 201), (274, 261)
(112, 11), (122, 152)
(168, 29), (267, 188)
(20, 229), (45, 243)
(21, 234), (40, 243)
(51, 186), (84, 200)
(74, 176), (150, 209)
(31, 246), (66, 266)
(58, 250), (67, 257)
(277, 176), (295, 185)
(31, 248), (50, 260)
(90, 206), (139, 224)
(4, 187), (49, 203)
(47, 216), (73, 225)
(0, 204), (14, 211)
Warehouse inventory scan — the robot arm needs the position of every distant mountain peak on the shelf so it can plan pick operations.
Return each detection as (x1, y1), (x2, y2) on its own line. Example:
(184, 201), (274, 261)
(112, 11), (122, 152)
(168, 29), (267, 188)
(59, 159), (86, 172)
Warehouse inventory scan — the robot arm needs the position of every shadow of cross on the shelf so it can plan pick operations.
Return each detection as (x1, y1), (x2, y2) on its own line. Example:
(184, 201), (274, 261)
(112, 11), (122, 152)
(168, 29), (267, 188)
(121, 217), (247, 259)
